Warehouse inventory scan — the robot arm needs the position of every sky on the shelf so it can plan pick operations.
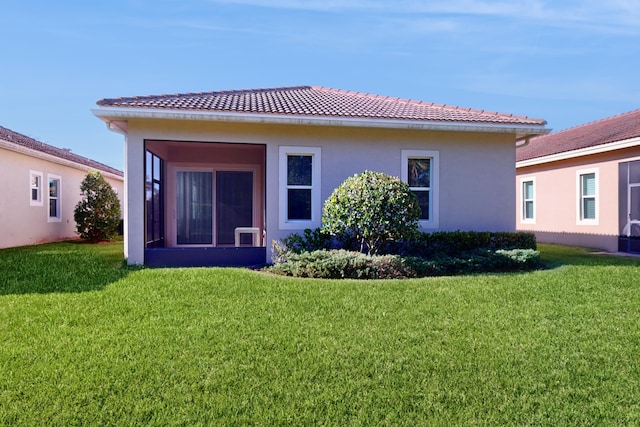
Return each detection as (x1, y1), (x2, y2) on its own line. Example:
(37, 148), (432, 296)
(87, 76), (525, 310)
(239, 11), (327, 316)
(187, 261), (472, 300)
(2, 0), (639, 171)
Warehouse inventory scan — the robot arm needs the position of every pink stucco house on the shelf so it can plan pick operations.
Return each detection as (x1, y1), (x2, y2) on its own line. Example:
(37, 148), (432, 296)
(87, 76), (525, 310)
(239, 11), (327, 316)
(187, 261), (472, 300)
(0, 125), (124, 249)
(516, 109), (640, 253)
(92, 86), (548, 267)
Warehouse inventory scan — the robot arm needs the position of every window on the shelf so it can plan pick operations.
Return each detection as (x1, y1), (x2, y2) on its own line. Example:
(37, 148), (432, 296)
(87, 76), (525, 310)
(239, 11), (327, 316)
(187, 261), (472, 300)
(48, 174), (61, 222)
(30, 170), (43, 206)
(521, 178), (535, 223)
(401, 150), (439, 228)
(279, 146), (321, 229)
(577, 169), (598, 223)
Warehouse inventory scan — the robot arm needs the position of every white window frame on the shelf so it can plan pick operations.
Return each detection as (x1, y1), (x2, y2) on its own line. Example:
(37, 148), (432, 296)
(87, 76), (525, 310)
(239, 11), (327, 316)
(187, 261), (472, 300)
(401, 150), (439, 229)
(279, 146), (321, 230)
(576, 168), (598, 225)
(47, 174), (62, 223)
(520, 177), (536, 224)
(30, 170), (44, 206)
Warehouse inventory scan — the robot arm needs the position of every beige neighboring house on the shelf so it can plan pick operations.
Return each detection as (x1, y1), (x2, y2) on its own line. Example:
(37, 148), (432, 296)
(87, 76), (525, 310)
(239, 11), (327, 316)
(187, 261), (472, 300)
(516, 109), (640, 253)
(92, 85), (548, 267)
(0, 125), (124, 249)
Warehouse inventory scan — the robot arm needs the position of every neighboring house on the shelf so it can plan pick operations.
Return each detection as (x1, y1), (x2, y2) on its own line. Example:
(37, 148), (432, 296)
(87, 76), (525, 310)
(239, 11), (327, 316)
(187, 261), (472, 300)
(516, 109), (640, 253)
(92, 85), (548, 267)
(0, 125), (124, 249)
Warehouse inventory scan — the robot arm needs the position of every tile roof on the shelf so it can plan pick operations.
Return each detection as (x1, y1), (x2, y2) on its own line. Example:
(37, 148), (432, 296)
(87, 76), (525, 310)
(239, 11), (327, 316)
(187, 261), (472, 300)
(0, 125), (123, 177)
(517, 109), (640, 162)
(97, 85), (546, 127)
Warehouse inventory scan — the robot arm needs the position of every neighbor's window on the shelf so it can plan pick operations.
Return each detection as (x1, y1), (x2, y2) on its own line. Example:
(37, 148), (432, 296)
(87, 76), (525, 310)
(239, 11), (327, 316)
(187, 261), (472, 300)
(279, 146), (321, 229)
(521, 178), (535, 222)
(578, 169), (598, 223)
(30, 170), (43, 206)
(401, 150), (439, 228)
(48, 174), (61, 222)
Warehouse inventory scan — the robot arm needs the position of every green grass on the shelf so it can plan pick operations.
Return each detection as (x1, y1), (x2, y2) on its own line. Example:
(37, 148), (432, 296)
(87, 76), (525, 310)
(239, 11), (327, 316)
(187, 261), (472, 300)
(1, 241), (640, 425)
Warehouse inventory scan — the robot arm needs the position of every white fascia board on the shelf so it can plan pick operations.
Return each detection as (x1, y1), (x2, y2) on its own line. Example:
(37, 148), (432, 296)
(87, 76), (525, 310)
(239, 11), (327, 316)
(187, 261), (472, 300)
(92, 107), (548, 136)
(516, 136), (640, 168)
(0, 139), (124, 181)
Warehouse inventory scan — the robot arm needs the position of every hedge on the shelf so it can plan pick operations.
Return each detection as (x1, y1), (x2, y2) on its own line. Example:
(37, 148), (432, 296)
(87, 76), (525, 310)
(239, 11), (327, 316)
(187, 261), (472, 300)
(267, 248), (541, 279)
(278, 229), (537, 257)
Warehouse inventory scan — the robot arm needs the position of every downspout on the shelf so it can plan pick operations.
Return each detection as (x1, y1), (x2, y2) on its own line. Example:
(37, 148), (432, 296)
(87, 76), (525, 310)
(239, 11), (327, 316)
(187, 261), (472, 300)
(106, 120), (127, 135)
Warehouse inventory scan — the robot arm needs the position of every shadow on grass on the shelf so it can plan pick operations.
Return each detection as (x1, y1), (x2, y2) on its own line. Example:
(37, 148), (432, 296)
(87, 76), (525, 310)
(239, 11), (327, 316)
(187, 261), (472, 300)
(539, 243), (640, 269)
(0, 240), (133, 296)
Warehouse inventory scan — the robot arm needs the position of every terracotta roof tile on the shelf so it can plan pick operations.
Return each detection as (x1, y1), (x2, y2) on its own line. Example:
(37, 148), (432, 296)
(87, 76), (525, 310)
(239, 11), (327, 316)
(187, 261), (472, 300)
(0, 125), (123, 177)
(517, 109), (640, 162)
(97, 85), (546, 127)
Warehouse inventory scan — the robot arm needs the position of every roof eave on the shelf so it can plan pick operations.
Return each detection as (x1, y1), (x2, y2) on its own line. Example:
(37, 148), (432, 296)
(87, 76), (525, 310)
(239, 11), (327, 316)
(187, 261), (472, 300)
(92, 107), (549, 137)
(516, 136), (640, 168)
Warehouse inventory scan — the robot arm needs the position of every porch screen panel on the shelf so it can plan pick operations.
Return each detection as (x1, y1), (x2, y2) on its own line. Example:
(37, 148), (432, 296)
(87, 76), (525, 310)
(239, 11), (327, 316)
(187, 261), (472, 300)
(630, 187), (640, 237)
(146, 150), (164, 247)
(176, 171), (213, 245)
(216, 171), (253, 245)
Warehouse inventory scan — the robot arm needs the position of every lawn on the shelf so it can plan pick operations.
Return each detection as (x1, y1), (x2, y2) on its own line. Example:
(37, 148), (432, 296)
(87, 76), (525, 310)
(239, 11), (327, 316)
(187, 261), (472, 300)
(1, 241), (639, 425)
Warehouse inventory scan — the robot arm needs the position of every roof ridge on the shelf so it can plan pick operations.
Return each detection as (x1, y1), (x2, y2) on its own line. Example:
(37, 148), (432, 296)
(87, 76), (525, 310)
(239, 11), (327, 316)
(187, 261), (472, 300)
(310, 86), (541, 122)
(314, 85), (430, 107)
(98, 85), (313, 104)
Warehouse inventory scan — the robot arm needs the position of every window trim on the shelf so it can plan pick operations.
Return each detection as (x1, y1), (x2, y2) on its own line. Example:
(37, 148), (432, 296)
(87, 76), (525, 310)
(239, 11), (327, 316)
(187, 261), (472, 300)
(401, 150), (439, 229)
(576, 168), (598, 225)
(279, 146), (321, 230)
(30, 170), (44, 206)
(47, 174), (62, 223)
(520, 177), (536, 224)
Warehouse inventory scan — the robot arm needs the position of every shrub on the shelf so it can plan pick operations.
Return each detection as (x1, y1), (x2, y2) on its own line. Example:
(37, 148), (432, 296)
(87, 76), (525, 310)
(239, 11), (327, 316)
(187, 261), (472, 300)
(267, 250), (414, 279)
(385, 231), (537, 257)
(74, 171), (121, 242)
(322, 171), (421, 255)
(280, 228), (335, 254)
(494, 249), (541, 270)
(266, 248), (540, 279)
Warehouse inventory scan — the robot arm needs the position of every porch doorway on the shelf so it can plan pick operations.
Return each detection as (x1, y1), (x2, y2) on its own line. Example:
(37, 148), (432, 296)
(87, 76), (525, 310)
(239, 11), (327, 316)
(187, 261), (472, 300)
(175, 169), (257, 247)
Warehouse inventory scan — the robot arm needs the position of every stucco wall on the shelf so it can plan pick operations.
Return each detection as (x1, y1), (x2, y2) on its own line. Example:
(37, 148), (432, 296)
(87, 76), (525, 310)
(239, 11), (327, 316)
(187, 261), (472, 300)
(124, 119), (517, 264)
(516, 148), (640, 252)
(0, 146), (124, 249)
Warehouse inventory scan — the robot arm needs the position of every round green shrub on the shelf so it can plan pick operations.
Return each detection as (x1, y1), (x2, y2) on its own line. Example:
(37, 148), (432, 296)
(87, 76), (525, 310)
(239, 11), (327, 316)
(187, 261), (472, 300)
(322, 171), (421, 255)
(74, 170), (122, 242)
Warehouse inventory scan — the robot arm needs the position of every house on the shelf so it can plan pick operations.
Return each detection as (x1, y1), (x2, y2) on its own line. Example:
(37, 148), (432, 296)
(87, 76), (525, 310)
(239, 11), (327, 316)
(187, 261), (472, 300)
(0, 125), (124, 249)
(516, 109), (640, 253)
(92, 85), (548, 267)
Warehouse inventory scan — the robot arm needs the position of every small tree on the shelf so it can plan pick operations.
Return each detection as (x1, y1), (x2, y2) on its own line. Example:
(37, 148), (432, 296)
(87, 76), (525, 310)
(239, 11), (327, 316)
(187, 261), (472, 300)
(322, 170), (421, 255)
(74, 170), (121, 242)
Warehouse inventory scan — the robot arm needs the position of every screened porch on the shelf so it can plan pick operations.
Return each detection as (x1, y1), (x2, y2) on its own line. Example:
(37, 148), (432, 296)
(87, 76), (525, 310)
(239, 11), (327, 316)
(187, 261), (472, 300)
(144, 140), (266, 267)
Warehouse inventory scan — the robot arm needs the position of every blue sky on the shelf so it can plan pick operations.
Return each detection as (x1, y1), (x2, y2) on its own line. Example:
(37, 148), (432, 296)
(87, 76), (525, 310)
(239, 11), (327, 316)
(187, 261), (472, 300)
(2, 0), (639, 171)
